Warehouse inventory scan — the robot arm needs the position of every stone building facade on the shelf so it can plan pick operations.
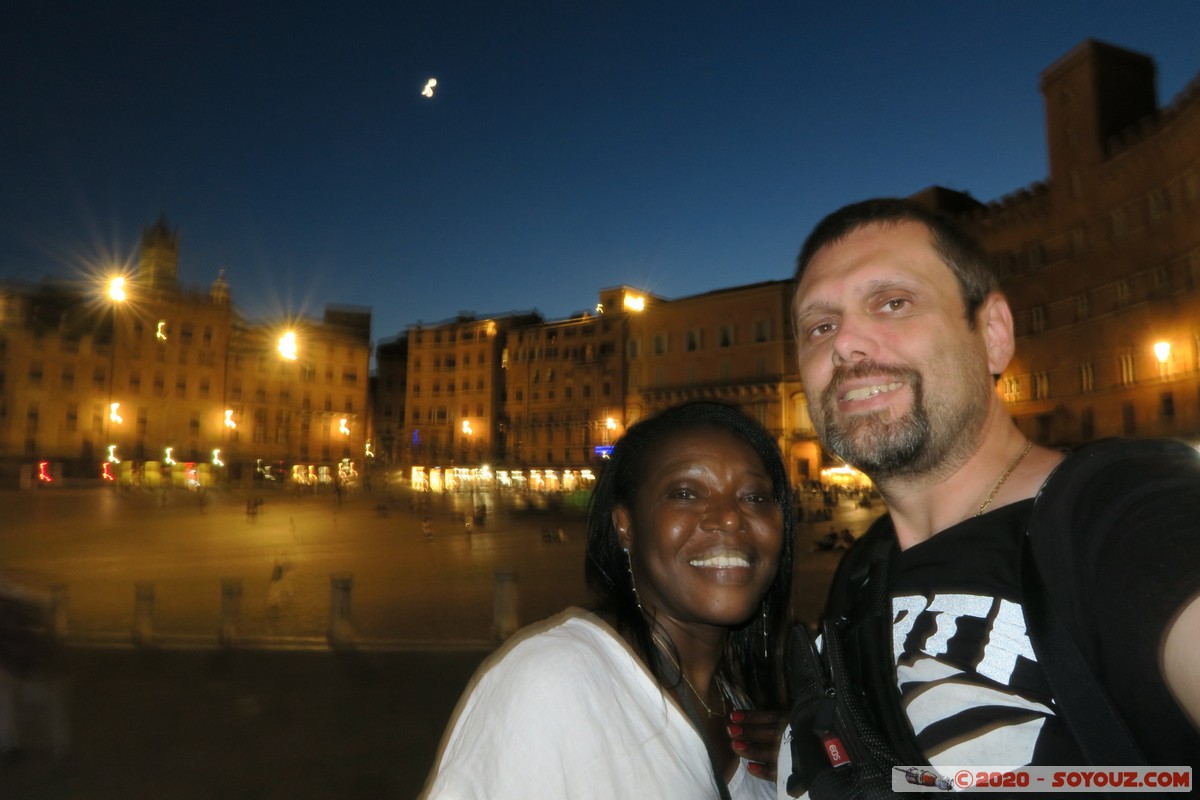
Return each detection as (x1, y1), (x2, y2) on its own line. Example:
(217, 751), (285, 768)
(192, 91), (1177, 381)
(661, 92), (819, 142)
(621, 280), (818, 481)
(399, 312), (539, 468)
(0, 220), (371, 485)
(921, 40), (1200, 447)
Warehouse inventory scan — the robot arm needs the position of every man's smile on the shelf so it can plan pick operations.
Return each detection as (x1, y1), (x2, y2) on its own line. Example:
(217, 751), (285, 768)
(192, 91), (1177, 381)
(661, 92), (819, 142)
(841, 381), (905, 403)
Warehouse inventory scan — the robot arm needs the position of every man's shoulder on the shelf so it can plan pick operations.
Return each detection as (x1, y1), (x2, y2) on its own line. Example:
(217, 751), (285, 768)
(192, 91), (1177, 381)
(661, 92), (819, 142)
(1037, 437), (1200, 516)
(1057, 437), (1198, 478)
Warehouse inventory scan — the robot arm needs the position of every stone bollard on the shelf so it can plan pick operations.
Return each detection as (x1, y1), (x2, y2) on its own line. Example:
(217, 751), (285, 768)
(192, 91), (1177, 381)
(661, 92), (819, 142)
(50, 584), (70, 638)
(328, 574), (355, 646)
(133, 582), (155, 645)
(219, 578), (243, 646)
(492, 569), (519, 643)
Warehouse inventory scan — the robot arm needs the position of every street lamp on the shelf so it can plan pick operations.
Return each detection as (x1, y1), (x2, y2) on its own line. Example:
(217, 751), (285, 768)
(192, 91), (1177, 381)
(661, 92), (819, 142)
(105, 276), (128, 479)
(278, 330), (299, 361)
(1154, 341), (1171, 378)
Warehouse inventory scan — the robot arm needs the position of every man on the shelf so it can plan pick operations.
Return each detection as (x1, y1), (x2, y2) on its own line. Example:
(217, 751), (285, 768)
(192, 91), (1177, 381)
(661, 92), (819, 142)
(782, 198), (1199, 790)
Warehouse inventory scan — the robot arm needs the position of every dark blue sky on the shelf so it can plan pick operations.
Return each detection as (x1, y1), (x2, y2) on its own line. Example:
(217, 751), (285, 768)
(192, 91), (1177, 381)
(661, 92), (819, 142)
(3, 1), (1199, 347)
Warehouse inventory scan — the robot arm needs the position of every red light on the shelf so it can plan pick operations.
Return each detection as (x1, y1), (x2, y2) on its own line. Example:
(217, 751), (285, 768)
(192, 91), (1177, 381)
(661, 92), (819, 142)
(101, 462), (115, 481)
(38, 461), (53, 482)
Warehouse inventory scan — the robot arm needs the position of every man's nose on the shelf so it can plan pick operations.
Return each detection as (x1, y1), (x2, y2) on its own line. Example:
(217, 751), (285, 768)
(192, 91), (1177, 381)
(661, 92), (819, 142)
(830, 316), (876, 366)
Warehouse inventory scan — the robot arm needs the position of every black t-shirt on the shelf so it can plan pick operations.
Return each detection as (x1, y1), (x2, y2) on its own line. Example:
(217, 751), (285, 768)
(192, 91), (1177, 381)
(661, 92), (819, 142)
(891, 500), (1083, 765)
(888, 444), (1200, 769)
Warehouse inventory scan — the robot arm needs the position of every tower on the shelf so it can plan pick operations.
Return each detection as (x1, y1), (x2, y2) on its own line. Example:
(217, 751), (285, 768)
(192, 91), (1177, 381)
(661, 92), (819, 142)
(139, 216), (180, 291)
(1040, 40), (1158, 184)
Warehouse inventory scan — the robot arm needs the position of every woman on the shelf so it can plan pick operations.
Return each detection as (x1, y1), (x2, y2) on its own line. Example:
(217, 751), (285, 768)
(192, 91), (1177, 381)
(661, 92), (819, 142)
(421, 402), (795, 799)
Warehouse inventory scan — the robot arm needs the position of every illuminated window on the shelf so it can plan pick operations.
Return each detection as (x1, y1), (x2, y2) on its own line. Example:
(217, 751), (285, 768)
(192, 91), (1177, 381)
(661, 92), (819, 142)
(1119, 351), (1136, 386)
(1080, 362), (1094, 393)
(1033, 372), (1050, 400)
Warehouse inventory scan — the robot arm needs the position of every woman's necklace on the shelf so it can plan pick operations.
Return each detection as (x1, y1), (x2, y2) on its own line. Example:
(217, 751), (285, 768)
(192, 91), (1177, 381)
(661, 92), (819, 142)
(976, 440), (1033, 516)
(652, 634), (727, 719)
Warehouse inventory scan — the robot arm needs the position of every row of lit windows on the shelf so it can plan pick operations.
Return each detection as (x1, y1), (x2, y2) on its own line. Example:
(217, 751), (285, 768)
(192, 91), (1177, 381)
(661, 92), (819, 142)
(409, 404), (486, 424)
(122, 319), (215, 348)
(627, 320), (773, 358)
(1001, 348), (1196, 403)
(995, 169), (1200, 281)
(13, 403), (353, 461)
(1034, 393), (1186, 444)
(410, 352), (488, 371)
(410, 325), (496, 346)
(515, 321), (605, 343)
(512, 382), (611, 403)
(411, 378), (488, 397)
(1017, 250), (1200, 337)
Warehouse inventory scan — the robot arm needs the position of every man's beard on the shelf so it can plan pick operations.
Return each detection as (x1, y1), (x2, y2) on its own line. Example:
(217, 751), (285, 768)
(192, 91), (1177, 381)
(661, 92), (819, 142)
(815, 361), (937, 479)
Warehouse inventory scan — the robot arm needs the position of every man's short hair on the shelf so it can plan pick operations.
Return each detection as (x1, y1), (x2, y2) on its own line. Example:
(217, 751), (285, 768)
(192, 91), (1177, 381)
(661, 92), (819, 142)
(794, 198), (998, 324)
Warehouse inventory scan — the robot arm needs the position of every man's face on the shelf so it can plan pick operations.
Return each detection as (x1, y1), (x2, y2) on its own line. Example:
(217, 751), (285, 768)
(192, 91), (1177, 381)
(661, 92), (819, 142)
(791, 221), (996, 479)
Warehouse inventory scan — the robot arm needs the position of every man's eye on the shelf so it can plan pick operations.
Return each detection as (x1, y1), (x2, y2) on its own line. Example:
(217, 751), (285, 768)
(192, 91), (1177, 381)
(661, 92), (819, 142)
(808, 321), (836, 339)
(881, 298), (909, 312)
(668, 488), (697, 500)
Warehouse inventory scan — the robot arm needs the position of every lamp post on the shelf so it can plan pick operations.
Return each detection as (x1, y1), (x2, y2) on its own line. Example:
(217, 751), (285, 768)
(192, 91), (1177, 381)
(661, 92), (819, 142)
(104, 276), (128, 480)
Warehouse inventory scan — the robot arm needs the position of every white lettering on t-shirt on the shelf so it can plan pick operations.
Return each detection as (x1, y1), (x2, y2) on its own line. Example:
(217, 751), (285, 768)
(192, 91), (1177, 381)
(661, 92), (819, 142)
(978, 598), (1037, 685)
(893, 594), (1038, 688)
(892, 595), (928, 657)
(924, 594), (993, 657)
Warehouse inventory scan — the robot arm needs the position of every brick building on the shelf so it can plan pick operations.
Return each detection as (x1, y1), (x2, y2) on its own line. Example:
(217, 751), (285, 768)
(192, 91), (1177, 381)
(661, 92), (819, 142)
(0, 220), (371, 486)
(918, 40), (1200, 447)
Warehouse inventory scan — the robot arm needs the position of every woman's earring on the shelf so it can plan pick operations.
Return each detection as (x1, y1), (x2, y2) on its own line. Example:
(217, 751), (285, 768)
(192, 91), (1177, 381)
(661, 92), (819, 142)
(761, 601), (769, 659)
(624, 547), (643, 611)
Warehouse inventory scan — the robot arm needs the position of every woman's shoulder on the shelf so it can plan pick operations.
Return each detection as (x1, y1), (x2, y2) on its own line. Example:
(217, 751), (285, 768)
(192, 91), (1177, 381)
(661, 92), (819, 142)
(481, 609), (630, 683)
(451, 608), (656, 733)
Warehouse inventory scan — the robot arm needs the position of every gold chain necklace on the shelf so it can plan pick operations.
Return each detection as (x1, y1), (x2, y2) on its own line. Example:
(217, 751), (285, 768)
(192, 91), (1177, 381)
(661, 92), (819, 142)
(976, 440), (1033, 516)
(651, 635), (727, 719)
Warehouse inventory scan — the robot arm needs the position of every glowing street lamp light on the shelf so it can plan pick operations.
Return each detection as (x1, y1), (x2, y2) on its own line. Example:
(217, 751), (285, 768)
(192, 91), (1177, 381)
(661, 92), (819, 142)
(605, 416), (618, 445)
(461, 419), (473, 436)
(107, 276), (128, 302)
(107, 445), (121, 464)
(109, 402), (123, 424)
(278, 330), (299, 361)
(339, 418), (350, 436)
(212, 449), (224, 467)
(164, 447), (176, 466)
(224, 409), (237, 429)
(1154, 341), (1172, 378)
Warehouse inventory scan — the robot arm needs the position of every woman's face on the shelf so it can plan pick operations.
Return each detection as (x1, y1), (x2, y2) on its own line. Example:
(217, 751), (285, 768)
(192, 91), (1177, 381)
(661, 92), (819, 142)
(614, 425), (784, 634)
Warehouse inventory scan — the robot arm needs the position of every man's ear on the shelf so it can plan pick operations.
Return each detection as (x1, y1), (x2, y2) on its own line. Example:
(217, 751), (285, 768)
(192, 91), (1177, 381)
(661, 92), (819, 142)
(613, 505), (633, 551)
(979, 292), (1015, 376)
